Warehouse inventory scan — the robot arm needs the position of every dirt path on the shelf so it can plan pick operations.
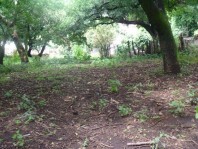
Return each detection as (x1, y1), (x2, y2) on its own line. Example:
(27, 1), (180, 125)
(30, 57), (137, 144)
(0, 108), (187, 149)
(0, 60), (198, 149)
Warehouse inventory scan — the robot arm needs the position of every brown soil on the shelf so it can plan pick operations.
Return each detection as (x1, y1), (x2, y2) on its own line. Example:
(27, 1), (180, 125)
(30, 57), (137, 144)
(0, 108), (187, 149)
(0, 60), (198, 149)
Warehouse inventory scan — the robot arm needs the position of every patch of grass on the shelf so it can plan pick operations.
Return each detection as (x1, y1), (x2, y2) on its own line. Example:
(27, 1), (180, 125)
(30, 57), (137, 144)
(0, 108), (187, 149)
(134, 109), (149, 122)
(108, 79), (122, 93)
(169, 99), (185, 116)
(118, 105), (132, 116)
(99, 99), (108, 110)
(179, 47), (198, 65)
(18, 94), (35, 111)
(127, 83), (143, 92)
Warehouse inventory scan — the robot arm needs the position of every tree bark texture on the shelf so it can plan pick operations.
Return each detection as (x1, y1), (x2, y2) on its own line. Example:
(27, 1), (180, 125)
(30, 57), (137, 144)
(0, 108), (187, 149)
(12, 30), (29, 63)
(0, 39), (6, 65)
(0, 45), (5, 65)
(139, 0), (181, 74)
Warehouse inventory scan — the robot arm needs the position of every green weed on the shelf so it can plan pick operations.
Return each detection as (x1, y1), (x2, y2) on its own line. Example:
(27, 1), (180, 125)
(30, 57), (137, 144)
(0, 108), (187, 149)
(99, 99), (108, 110)
(118, 105), (132, 116)
(82, 137), (89, 148)
(195, 106), (198, 119)
(134, 109), (149, 122)
(108, 79), (122, 93)
(169, 100), (185, 115)
(187, 89), (198, 105)
(12, 130), (25, 147)
(4, 90), (13, 98)
(18, 94), (35, 111)
(38, 100), (47, 107)
(152, 133), (169, 149)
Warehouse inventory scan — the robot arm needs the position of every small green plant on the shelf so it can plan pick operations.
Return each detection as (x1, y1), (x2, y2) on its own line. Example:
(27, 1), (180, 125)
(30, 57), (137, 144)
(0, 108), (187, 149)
(108, 79), (121, 93)
(82, 137), (89, 148)
(99, 99), (108, 110)
(4, 90), (13, 98)
(195, 106), (198, 119)
(134, 109), (149, 122)
(188, 89), (198, 105)
(12, 130), (25, 147)
(18, 94), (35, 111)
(38, 100), (47, 107)
(152, 133), (169, 149)
(0, 138), (4, 143)
(90, 101), (97, 110)
(118, 105), (132, 116)
(169, 100), (185, 115)
(15, 119), (22, 125)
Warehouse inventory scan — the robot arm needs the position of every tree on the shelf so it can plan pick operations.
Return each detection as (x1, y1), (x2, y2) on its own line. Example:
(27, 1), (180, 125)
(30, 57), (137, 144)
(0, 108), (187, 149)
(171, 5), (198, 36)
(138, 0), (181, 74)
(0, 0), (69, 63)
(86, 25), (115, 58)
(67, 0), (182, 74)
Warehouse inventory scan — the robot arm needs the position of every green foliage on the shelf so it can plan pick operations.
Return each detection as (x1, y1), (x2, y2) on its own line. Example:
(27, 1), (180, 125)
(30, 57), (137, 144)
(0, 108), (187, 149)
(152, 133), (169, 149)
(187, 89), (198, 105)
(118, 105), (132, 116)
(72, 45), (90, 61)
(86, 25), (115, 58)
(18, 94), (35, 111)
(179, 47), (198, 64)
(4, 90), (13, 98)
(5, 51), (20, 65)
(0, 65), (11, 74)
(169, 100), (185, 115)
(134, 109), (149, 122)
(82, 138), (89, 148)
(195, 106), (198, 119)
(171, 5), (198, 36)
(12, 130), (25, 147)
(99, 99), (108, 110)
(38, 100), (47, 107)
(0, 138), (3, 143)
(108, 79), (122, 93)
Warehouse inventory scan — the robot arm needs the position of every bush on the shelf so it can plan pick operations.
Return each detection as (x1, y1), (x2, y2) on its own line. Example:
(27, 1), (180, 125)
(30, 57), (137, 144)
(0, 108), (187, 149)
(72, 45), (90, 61)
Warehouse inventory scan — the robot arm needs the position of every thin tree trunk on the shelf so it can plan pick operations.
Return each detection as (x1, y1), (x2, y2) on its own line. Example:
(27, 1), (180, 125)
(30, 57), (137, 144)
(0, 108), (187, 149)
(127, 41), (132, 58)
(38, 42), (47, 57)
(178, 34), (185, 51)
(0, 44), (5, 65)
(12, 30), (29, 63)
(139, 0), (181, 74)
(27, 42), (33, 57)
(132, 41), (137, 55)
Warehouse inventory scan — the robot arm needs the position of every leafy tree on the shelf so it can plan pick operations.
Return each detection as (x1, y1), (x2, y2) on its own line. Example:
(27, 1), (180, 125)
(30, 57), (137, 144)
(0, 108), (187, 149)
(86, 25), (115, 58)
(67, 0), (182, 74)
(171, 5), (198, 36)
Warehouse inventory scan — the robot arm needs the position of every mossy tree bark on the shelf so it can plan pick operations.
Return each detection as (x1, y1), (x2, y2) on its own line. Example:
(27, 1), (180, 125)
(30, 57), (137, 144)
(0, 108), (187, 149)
(12, 30), (29, 63)
(139, 0), (181, 74)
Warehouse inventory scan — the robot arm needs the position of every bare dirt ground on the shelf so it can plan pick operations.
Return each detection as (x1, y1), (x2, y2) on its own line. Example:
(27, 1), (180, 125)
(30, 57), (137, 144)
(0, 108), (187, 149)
(0, 59), (198, 149)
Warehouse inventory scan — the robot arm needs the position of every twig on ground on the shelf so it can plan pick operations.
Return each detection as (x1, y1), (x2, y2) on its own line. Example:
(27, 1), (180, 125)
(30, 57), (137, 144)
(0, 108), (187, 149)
(127, 141), (155, 146)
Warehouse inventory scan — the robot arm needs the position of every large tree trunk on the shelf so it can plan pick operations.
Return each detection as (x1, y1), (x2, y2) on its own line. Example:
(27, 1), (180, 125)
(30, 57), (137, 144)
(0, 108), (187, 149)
(139, 0), (181, 74)
(12, 30), (29, 63)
